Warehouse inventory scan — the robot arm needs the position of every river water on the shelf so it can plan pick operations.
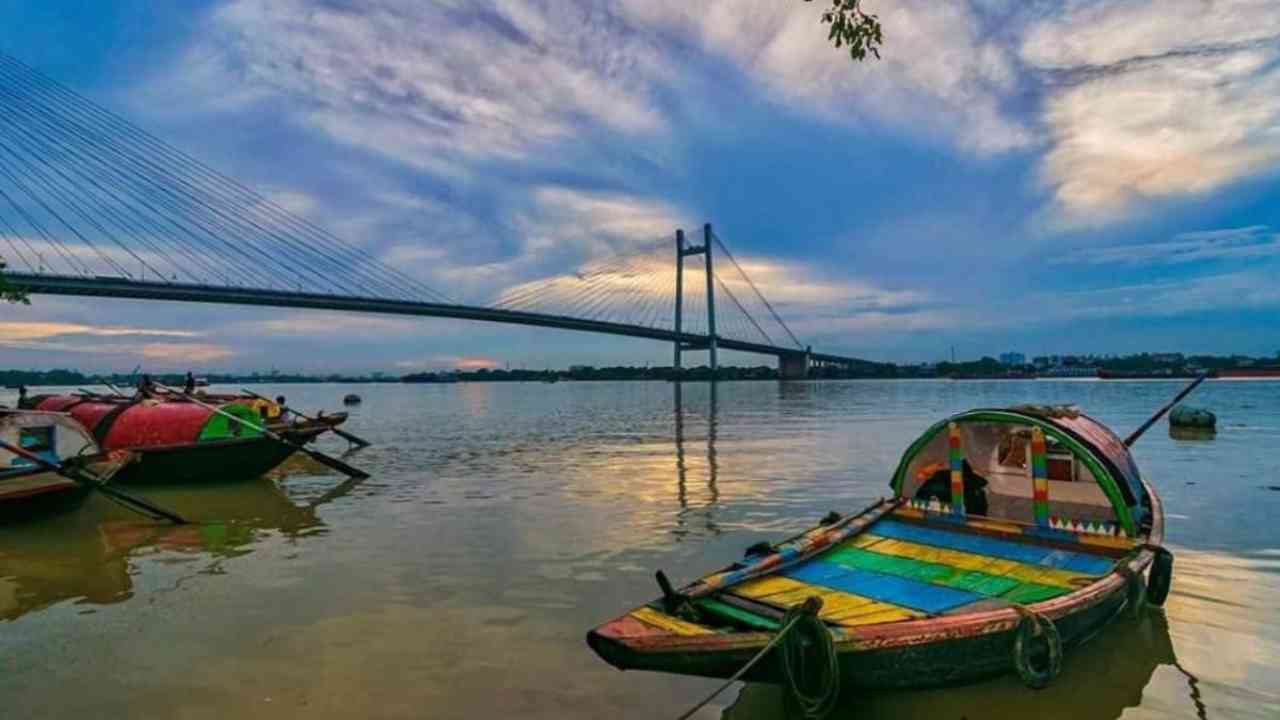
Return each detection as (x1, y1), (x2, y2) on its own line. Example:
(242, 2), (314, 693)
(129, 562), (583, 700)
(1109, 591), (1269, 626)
(1, 379), (1277, 719)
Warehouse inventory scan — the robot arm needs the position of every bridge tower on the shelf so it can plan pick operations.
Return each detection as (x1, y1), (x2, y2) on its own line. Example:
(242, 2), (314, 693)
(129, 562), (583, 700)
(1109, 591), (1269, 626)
(673, 223), (718, 378)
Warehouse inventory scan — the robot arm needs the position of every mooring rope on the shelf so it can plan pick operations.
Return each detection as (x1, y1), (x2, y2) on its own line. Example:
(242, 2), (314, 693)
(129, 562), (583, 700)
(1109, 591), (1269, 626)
(675, 597), (840, 720)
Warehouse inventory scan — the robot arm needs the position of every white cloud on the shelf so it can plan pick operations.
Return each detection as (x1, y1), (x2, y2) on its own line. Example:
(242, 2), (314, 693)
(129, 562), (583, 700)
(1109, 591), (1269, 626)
(1023, 0), (1280, 218)
(1055, 225), (1280, 266)
(618, 0), (1033, 153)
(0, 322), (198, 341)
(188, 0), (669, 169)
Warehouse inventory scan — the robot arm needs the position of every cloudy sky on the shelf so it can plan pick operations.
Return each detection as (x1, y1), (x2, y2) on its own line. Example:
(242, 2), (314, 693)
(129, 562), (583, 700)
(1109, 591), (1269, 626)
(1, 0), (1279, 372)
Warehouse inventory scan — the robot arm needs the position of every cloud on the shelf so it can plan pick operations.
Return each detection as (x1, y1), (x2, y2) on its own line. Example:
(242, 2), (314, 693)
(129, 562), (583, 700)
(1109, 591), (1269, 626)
(186, 0), (668, 170)
(137, 342), (234, 363)
(394, 355), (499, 371)
(1023, 0), (1280, 218)
(618, 0), (1032, 153)
(0, 322), (198, 341)
(1054, 225), (1280, 266)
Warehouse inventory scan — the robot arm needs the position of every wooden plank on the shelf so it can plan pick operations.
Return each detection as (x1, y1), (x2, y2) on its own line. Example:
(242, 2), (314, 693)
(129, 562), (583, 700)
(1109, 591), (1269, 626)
(870, 519), (1116, 574)
(844, 535), (1095, 590)
(825, 546), (1024, 596)
(695, 598), (781, 631)
(732, 576), (917, 625)
(629, 607), (715, 636)
(785, 560), (983, 614)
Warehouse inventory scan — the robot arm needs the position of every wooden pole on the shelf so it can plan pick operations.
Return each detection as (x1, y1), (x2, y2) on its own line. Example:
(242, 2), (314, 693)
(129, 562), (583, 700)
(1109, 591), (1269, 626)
(0, 439), (185, 524)
(1123, 374), (1209, 447)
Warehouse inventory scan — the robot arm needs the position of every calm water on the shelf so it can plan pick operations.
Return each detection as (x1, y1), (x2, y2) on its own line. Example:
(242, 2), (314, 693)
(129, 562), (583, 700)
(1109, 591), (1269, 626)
(1, 379), (1277, 719)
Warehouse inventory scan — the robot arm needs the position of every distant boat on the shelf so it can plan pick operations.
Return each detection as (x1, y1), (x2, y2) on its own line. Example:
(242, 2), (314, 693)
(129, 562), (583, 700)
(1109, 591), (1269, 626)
(1097, 369), (1211, 380)
(1216, 367), (1280, 379)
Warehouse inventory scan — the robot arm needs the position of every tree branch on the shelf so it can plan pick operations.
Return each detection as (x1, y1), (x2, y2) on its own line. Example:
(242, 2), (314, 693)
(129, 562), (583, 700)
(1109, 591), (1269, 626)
(806, 0), (883, 61)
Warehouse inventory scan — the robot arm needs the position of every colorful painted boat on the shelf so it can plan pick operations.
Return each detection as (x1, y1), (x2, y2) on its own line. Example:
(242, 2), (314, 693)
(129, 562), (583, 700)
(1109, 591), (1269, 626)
(27, 397), (327, 485)
(588, 407), (1172, 691)
(0, 410), (134, 523)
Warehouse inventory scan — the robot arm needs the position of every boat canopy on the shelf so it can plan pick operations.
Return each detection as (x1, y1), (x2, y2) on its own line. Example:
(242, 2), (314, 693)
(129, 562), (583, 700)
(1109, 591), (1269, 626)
(0, 410), (99, 471)
(32, 397), (264, 449)
(890, 407), (1146, 537)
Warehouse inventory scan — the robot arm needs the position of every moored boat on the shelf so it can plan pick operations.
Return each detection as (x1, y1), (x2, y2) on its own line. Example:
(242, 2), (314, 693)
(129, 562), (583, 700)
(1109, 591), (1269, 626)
(0, 410), (133, 523)
(588, 406), (1172, 697)
(27, 396), (328, 484)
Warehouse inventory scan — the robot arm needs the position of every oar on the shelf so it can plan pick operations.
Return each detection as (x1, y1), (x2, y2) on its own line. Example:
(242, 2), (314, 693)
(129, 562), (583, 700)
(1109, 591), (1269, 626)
(1123, 374), (1210, 447)
(241, 389), (371, 448)
(0, 438), (186, 524)
(97, 378), (127, 397)
(153, 383), (370, 479)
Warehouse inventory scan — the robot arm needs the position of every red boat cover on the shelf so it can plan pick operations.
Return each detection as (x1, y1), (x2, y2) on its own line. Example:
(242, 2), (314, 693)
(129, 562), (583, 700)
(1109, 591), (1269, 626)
(99, 402), (218, 449)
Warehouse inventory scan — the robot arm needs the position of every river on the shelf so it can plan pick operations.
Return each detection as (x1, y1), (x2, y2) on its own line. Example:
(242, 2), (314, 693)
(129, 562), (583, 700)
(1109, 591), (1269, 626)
(1, 379), (1277, 719)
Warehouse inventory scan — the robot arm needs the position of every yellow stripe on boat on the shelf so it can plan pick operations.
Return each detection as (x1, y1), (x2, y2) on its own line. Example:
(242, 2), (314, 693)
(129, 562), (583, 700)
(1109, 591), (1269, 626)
(629, 607), (715, 636)
(733, 576), (921, 626)
(846, 534), (1097, 589)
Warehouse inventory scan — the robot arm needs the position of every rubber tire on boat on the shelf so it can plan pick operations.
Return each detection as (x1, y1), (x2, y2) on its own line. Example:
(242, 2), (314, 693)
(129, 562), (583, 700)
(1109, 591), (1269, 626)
(1147, 546), (1174, 607)
(1124, 566), (1147, 619)
(1013, 612), (1063, 690)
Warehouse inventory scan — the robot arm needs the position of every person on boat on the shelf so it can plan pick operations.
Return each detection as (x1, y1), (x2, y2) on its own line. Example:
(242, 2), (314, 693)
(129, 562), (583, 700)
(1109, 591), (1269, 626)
(136, 375), (156, 399)
(183, 372), (196, 394)
(913, 458), (990, 516)
(17, 385), (27, 408)
(275, 396), (292, 423)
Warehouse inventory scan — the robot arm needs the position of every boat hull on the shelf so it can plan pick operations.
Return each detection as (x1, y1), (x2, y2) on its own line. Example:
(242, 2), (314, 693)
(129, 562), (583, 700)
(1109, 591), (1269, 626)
(588, 577), (1130, 689)
(0, 454), (132, 524)
(111, 427), (325, 485)
(589, 477), (1164, 692)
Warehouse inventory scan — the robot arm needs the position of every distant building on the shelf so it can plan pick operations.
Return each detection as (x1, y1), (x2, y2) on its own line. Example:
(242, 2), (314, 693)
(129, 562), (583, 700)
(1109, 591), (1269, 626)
(999, 352), (1026, 366)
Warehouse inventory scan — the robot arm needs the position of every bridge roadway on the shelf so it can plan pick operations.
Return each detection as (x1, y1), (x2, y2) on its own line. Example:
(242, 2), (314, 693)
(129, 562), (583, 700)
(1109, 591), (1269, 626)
(9, 273), (862, 369)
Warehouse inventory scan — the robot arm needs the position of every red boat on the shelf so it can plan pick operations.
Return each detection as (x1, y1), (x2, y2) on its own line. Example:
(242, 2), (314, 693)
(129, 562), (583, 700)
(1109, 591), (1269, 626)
(28, 395), (331, 485)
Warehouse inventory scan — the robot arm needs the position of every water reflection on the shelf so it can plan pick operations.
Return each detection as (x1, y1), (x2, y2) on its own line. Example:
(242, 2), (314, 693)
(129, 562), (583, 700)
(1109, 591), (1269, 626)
(723, 611), (1181, 720)
(674, 382), (721, 538)
(0, 466), (351, 622)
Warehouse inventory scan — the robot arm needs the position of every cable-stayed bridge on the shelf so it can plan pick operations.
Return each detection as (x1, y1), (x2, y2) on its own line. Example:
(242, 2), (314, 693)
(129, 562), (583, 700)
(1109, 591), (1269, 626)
(0, 53), (862, 378)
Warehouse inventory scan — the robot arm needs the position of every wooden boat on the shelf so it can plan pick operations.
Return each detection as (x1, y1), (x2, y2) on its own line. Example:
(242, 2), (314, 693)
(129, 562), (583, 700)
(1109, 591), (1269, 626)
(0, 410), (133, 523)
(26, 396), (328, 485)
(588, 407), (1172, 693)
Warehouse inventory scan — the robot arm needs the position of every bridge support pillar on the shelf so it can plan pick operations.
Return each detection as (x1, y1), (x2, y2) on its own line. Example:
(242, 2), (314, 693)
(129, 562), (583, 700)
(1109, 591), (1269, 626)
(779, 347), (812, 380)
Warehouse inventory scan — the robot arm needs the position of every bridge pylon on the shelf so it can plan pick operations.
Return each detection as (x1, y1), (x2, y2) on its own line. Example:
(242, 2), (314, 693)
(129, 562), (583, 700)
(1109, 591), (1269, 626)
(673, 224), (718, 379)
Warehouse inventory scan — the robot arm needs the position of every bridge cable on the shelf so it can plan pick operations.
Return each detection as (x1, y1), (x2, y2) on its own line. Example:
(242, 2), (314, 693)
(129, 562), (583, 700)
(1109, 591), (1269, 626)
(710, 230), (804, 349)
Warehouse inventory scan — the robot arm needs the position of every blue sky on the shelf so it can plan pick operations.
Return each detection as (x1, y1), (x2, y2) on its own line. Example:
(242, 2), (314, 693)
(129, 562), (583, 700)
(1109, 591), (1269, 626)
(1, 0), (1278, 372)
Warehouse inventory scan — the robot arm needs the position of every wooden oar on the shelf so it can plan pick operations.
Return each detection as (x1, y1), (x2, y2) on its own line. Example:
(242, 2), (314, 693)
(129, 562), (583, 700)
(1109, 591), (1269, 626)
(154, 383), (370, 479)
(1123, 374), (1209, 447)
(0, 439), (186, 524)
(241, 389), (371, 448)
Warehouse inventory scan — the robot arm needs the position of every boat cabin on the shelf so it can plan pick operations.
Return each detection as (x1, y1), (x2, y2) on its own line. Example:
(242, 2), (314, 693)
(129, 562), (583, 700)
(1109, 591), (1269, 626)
(0, 410), (100, 475)
(891, 407), (1147, 538)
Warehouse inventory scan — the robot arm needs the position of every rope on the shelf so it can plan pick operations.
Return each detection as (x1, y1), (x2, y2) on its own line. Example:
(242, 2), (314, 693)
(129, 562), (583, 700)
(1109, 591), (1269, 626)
(675, 597), (840, 720)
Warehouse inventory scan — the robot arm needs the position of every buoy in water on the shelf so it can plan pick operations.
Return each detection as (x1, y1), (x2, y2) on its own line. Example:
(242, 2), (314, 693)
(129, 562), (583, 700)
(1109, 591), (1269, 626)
(1169, 404), (1215, 430)
(343, 393), (362, 406)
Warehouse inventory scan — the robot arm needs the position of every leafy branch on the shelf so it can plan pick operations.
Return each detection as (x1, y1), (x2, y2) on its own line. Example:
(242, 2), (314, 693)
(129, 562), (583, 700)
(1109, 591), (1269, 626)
(1, 259), (30, 304)
(807, 0), (883, 61)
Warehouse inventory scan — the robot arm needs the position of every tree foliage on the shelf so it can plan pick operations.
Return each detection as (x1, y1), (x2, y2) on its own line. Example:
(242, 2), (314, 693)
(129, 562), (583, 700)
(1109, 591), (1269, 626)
(807, 0), (883, 61)
(1, 259), (30, 305)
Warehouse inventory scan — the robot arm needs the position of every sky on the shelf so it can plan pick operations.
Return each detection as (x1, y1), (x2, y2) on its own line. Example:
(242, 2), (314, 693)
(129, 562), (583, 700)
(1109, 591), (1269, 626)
(1, 0), (1279, 373)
